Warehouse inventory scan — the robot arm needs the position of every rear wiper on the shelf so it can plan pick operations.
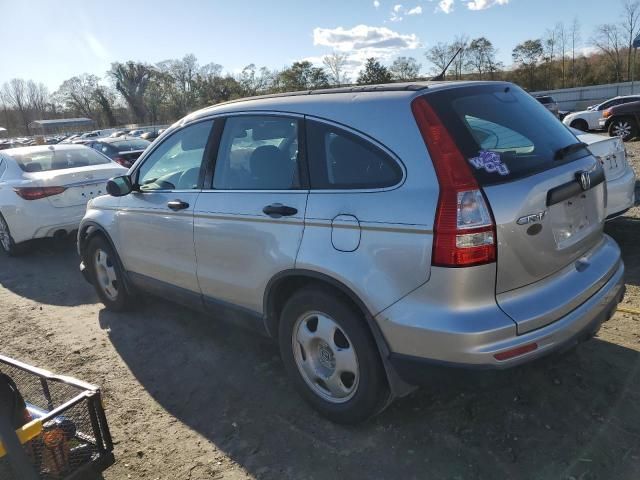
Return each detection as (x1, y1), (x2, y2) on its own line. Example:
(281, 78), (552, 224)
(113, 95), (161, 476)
(554, 142), (587, 161)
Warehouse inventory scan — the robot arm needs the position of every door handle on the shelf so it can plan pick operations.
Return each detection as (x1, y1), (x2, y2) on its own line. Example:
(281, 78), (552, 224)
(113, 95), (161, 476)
(167, 200), (190, 211)
(262, 203), (298, 218)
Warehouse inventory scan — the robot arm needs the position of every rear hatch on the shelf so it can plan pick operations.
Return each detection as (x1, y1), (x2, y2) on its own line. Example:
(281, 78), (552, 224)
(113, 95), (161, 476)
(425, 84), (608, 333)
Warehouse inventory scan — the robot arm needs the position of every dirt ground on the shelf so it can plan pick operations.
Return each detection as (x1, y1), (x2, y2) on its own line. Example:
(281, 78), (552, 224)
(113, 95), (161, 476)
(2, 136), (640, 480)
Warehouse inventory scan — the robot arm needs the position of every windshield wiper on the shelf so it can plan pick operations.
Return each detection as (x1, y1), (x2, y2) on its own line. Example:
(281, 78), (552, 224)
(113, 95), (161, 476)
(554, 142), (587, 161)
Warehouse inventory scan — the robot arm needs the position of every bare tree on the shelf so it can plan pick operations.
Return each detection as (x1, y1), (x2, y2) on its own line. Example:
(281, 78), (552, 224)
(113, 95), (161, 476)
(451, 35), (469, 80)
(1, 79), (30, 134)
(389, 56), (421, 81)
(94, 87), (117, 126)
(544, 27), (558, 89)
(556, 22), (569, 88)
(55, 74), (100, 119)
(593, 24), (624, 82)
(108, 62), (153, 123)
(571, 17), (581, 86)
(621, 0), (640, 81)
(323, 52), (350, 85)
(467, 37), (499, 80)
(425, 42), (451, 78)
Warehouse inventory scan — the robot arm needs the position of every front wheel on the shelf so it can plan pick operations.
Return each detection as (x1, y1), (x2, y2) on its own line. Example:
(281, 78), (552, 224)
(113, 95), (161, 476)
(86, 235), (132, 311)
(608, 117), (638, 142)
(279, 287), (390, 424)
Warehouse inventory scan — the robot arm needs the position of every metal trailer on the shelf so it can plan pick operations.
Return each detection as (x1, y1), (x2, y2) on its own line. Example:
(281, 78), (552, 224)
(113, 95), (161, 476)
(0, 355), (114, 479)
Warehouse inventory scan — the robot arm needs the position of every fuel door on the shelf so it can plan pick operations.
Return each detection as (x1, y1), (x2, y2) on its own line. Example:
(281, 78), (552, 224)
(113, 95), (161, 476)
(331, 215), (361, 252)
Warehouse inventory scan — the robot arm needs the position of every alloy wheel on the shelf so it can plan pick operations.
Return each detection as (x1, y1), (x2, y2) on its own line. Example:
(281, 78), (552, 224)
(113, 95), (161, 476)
(93, 248), (119, 301)
(613, 121), (632, 139)
(292, 311), (360, 403)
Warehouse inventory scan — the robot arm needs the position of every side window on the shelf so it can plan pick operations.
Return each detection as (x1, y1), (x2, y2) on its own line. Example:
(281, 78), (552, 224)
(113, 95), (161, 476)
(213, 116), (300, 190)
(306, 121), (402, 189)
(137, 120), (213, 191)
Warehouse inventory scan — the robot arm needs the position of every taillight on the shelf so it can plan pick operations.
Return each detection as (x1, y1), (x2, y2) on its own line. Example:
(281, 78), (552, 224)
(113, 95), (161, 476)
(113, 156), (129, 167)
(13, 186), (67, 200)
(603, 108), (612, 118)
(411, 96), (496, 267)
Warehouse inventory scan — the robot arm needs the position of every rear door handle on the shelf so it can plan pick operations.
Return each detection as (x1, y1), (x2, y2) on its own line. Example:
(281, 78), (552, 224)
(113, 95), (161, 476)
(167, 200), (189, 211)
(262, 203), (298, 218)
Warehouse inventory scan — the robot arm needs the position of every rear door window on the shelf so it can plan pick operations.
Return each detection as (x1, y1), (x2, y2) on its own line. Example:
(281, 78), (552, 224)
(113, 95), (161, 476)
(424, 84), (590, 186)
(306, 121), (402, 189)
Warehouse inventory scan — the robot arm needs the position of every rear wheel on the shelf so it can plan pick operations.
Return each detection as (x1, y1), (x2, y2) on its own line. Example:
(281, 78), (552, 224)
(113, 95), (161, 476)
(86, 235), (132, 311)
(279, 287), (390, 424)
(570, 119), (589, 131)
(609, 117), (638, 141)
(0, 213), (24, 256)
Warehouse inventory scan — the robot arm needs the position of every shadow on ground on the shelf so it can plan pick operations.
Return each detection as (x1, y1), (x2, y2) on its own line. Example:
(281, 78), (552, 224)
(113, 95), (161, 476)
(0, 239), (96, 306)
(99, 300), (640, 480)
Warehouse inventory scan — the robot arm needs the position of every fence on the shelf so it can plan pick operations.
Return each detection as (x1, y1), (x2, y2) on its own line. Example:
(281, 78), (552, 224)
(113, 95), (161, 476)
(532, 81), (640, 111)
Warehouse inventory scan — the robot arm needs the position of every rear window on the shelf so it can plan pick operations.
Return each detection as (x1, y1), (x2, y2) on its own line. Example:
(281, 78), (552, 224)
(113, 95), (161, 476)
(10, 147), (111, 172)
(424, 84), (589, 185)
(111, 139), (150, 151)
(536, 96), (555, 104)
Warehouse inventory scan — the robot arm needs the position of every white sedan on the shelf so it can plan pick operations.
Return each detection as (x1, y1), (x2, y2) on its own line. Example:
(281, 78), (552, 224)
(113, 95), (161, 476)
(0, 144), (126, 254)
(572, 128), (637, 219)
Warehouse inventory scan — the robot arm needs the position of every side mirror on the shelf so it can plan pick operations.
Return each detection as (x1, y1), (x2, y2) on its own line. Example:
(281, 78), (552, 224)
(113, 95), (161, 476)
(106, 175), (133, 197)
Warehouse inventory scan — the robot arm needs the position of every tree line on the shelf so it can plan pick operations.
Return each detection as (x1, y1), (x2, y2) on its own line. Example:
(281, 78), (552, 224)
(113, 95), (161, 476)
(2, 0), (639, 136)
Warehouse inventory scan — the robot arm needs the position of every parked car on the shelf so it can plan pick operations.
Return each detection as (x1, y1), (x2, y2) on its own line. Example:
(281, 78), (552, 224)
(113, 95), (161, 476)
(0, 144), (126, 255)
(87, 136), (151, 167)
(109, 130), (130, 138)
(78, 81), (625, 423)
(128, 129), (144, 137)
(571, 128), (636, 218)
(140, 131), (159, 141)
(535, 95), (559, 117)
(600, 99), (640, 141)
(563, 95), (640, 131)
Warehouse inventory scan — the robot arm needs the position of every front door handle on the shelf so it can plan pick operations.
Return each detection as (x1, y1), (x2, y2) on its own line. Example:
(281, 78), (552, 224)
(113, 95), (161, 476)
(167, 200), (189, 211)
(262, 203), (298, 218)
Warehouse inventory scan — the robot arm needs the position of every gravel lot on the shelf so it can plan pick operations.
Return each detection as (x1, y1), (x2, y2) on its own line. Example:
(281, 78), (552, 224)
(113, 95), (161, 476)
(2, 134), (640, 480)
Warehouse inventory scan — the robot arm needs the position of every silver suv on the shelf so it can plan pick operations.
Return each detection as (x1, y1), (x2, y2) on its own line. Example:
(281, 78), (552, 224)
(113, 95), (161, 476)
(78, 81), (625, 423)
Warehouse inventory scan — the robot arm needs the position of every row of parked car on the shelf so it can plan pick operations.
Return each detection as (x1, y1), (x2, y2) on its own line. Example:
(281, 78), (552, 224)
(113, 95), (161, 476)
(0, 81), (636, 423)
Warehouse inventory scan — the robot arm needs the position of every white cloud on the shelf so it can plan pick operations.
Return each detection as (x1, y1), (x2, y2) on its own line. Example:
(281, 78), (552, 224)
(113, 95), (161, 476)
(406, 5), (422, 15)
(465, 0), (509, 10)
(312, 25), (422, 78)
(393, 4), (403, 12)
(436, 0), (455, 14)
(373, 0), (380, 8)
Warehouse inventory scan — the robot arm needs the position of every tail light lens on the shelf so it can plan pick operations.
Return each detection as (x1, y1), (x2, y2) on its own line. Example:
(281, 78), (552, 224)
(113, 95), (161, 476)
(113, 156), (130, 167)
(14, 186), (67, 200)
(603, 108), (612, 118)
(411, 96), (496, 267)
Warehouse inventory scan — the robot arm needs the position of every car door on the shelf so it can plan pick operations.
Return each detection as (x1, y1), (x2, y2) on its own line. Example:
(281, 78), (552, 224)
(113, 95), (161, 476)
(193, 114), (308, 322)
(116, 119), (215, 296)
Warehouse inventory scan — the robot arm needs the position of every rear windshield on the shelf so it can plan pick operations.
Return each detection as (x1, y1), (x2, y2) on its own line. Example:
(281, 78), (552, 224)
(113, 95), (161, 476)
(10, 147), (111, 172)
(536, 96), (554, 104)
(111, 139), (150, 151)
(424, 84), (588, 185)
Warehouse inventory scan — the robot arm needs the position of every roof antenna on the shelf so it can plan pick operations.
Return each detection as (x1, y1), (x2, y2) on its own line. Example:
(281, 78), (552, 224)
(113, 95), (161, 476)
(430, 47), (462, 81)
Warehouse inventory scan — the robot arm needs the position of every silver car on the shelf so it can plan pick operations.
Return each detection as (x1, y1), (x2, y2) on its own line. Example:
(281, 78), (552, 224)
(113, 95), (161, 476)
(78, 81), (625, 423)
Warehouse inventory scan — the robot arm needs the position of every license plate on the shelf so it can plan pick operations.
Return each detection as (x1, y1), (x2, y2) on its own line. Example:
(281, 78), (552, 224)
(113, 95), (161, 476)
(551, 195), (592, 249)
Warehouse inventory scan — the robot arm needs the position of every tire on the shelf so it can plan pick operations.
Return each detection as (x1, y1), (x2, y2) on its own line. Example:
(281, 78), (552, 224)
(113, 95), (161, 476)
(0, 213), (25, 256)
(570, 119), (589, 132)
(608, 117), (638, 142)
(86, 235), (132, 311)
(279, 287), (390, 424)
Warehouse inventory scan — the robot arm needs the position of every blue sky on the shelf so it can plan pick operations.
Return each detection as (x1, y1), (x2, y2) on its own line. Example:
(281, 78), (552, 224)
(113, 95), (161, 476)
(0, 0), (622, 91)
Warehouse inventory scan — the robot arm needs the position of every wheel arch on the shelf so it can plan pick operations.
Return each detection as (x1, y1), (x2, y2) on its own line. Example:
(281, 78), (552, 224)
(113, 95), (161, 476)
(263, 269), (416, 398)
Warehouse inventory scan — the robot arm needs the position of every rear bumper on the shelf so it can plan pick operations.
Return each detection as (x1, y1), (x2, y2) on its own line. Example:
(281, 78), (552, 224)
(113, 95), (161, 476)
(4, 202), (85, 244)
(606, 166), (637, 218)
(376, 239), (625, 376)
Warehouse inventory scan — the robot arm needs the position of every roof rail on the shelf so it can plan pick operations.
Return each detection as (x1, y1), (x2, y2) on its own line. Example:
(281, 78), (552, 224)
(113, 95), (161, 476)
(215, 82), (431, 107)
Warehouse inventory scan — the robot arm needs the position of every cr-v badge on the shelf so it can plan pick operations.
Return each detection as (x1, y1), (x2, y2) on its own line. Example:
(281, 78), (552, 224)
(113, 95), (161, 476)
(516, 211), (546, 225)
